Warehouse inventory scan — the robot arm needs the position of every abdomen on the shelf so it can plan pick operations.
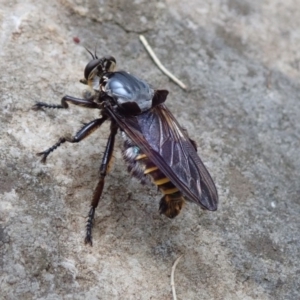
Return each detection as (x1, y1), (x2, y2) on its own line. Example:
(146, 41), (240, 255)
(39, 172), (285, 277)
(121, 131), (185, 218)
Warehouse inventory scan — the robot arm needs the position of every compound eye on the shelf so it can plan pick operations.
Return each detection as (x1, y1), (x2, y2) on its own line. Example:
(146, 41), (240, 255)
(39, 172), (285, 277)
(84, 59), (103, 80)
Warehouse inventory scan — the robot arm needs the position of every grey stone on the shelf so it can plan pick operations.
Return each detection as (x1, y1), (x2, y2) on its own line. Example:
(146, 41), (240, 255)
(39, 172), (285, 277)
(1, 0), (299, 299)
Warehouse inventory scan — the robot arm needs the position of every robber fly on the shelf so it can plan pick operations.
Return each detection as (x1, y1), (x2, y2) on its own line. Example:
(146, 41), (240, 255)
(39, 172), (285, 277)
(32, 53), (218, 245)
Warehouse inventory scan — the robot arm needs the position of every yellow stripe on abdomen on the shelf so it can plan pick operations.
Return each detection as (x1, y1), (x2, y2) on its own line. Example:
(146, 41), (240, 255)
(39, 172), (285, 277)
(161, 187), (179, 195)
(154, 177), (171, 185)
(135, 154), (147, 160)
(144, 166), (158, 174)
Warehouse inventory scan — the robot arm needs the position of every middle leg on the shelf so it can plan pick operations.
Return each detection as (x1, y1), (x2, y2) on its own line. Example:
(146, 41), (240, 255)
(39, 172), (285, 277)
(38, 116), (107, 163)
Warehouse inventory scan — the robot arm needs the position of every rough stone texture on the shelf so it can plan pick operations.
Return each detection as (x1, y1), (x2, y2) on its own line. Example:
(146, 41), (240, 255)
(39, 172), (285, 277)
(1, 0), (299, 299)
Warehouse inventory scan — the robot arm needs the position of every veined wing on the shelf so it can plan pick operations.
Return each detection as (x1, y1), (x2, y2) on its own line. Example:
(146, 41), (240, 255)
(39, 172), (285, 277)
(107, 104), (218, 210)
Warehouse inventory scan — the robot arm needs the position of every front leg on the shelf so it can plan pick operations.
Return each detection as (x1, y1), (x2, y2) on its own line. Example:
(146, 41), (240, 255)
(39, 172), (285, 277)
(32, 94), (100, 110)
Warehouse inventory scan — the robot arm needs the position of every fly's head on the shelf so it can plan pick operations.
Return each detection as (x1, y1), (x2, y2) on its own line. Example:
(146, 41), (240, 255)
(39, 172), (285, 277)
(80, 54), (116, 91)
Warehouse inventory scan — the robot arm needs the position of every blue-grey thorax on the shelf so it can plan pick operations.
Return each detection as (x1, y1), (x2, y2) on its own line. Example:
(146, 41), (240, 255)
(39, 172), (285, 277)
(104, 71), (155, 112)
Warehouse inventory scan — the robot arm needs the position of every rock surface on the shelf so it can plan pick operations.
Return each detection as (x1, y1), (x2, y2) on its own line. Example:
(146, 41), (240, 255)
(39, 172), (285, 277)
(1, 0), (299, 299)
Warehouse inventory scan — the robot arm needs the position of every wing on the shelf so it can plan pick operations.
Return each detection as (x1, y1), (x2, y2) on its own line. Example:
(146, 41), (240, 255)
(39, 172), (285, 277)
(106, 104), (218, 211)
